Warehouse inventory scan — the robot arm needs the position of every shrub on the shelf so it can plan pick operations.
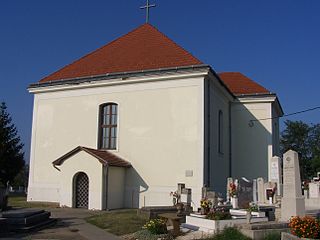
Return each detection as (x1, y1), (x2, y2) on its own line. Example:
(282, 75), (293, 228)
(289, 216), (320, 239)
(210, 227), (251, 240)
(134, 229), (173, 240)
(142, 218), (167, 235)
(206, 207), (232, 220)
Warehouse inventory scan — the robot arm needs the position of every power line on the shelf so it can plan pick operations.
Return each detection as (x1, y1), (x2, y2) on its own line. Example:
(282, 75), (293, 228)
(249, 106), (320, 126)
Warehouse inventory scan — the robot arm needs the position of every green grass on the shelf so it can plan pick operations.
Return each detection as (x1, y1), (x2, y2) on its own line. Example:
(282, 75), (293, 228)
(8, 195), (59, 209)
(86, 209), (147, 236)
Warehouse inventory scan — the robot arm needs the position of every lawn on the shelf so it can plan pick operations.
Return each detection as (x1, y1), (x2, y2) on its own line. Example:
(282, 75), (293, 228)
(8, 195), (59, 209)
(86, 209), (147, 236)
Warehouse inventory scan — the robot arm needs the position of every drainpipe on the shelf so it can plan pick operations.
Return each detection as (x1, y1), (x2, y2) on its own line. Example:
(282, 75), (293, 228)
(228, 103), (232, 177)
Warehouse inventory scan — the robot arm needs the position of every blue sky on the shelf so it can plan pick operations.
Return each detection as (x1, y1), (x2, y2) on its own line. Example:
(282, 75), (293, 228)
(1, 0), (319, 161)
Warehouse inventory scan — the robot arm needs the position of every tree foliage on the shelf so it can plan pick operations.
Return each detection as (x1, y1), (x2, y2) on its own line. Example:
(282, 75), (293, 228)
(0, 102), (25, 186)
(280, 120), (320, 180)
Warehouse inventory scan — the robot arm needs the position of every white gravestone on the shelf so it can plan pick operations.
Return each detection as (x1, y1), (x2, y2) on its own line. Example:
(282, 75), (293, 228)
(270, 156), (282, 196)
(309, 182), (320, 199)
(253, 179), (258, 203)
(257, 177), (265, 203)
(281, 150), (305, 221)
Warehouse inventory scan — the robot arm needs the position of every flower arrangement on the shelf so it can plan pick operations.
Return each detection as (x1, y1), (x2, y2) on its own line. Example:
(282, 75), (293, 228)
(143, 218), (168, 235)
(289, 216), (320, 239)
(170, 191), (180, 205)
(200, 198), (212, 214)
(206, 206), (231, 220)
(247, 203), (259, 212)
(228, 182), (237, 197)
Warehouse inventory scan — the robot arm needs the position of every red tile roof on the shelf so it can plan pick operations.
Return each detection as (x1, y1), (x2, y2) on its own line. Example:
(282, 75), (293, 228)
(218, 72), (271, 95)
(52, 146), (131, 168)
(40, 24), (203, 83)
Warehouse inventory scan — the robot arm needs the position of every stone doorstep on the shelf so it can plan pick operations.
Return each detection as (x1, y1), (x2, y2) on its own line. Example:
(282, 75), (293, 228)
(6, 211), (51, 226)
(2, 209), (44, 218)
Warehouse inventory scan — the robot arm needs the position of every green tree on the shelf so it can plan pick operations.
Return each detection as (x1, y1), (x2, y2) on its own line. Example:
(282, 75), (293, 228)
(280, 120), (320, 180)
(309, 124), (320, 175)
(0, 102), (25, 186)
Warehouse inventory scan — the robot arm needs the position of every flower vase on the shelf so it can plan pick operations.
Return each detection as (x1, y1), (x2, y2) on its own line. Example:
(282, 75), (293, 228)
(231, 196), (238, 209)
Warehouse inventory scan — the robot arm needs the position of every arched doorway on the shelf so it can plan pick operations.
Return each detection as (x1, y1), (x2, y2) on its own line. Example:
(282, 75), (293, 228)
(73, 172), (89, 208)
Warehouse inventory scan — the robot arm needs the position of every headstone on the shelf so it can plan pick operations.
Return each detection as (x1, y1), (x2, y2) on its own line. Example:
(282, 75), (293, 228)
(270, 156), (282, 195)
(206, 191), (218, 206)
(253, 179), (258, 203)
(177, 183), (185, 195)
(202, 186), (208, 199)
(238, 177), (253, 208)
(281, 150), (305, 221)
(181, 188), (192, 205)
(226, 177), (233, 201)
(257, 177), (265, 203)
(177, 183), (185, 204)
(309, 182), (320, 198)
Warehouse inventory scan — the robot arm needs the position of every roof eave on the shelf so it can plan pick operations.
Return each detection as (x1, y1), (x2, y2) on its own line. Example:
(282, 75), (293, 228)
(28, 64), (210, 90)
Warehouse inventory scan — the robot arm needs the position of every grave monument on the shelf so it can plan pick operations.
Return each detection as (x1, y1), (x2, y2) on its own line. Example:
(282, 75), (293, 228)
(280, 150), (305, 221)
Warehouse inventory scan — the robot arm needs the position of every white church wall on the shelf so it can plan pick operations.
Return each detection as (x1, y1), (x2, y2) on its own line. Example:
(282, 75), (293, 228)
(28, 75), (205, 209)
(231, 100), (273, 180)
(58, 151), (104, 210)
(107, 166), (126, 209)
(205, 76), (232, 195)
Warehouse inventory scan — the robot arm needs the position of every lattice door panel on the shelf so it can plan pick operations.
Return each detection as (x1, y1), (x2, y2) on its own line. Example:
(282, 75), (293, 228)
(75, 173), (89, 208)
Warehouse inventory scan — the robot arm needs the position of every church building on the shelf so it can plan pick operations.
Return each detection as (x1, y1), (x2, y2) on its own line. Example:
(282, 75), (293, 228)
(27, 24), (283, 210)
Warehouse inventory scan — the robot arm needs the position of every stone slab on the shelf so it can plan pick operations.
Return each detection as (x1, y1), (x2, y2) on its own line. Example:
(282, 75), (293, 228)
(138, 206), (177, 219)
(2, 209), (44, 218)
(6, 211), (50, 226)
(10, 218), (56, 233)
(241, 228), (289, 240)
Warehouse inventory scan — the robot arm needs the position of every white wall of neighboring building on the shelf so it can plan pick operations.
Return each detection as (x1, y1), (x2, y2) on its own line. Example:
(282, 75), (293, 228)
(58, 151), (104, 210)
(107, 166), (126, 209)
(231, 97), (276, 181)
(27, 73), (206, 210)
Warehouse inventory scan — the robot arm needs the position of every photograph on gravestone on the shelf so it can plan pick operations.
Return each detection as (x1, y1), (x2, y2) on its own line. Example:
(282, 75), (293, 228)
(266, 188), (274, 204)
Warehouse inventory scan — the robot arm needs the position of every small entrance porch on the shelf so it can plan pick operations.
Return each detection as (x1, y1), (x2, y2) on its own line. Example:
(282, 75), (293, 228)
(52, 146), (131, 210)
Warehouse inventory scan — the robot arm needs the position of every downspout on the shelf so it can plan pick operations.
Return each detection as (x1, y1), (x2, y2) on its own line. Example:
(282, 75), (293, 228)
(228, 103), (232, 177)
(103, 165), (109, 210)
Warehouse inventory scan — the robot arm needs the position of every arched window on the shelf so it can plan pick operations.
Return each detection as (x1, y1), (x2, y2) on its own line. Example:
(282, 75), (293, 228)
(218, 110), (223, 154)
(99, 103), (118, 149)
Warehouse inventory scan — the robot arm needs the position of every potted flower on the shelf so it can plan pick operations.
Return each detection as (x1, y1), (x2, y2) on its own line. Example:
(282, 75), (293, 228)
(228, 182), (238, 209)
(200, 198), (212, 215)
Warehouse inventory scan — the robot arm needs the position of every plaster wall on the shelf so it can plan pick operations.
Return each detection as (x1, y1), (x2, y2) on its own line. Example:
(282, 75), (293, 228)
(58, 151), (103, 210)
(107, 167), (126, 209)
(205, 77), (231, 195)
(231, 101), (273, 180)
(27, 76), (205, 209)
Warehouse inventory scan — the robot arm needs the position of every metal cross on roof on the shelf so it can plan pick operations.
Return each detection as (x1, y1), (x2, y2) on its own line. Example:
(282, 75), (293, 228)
(140, 0), (156, 23)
